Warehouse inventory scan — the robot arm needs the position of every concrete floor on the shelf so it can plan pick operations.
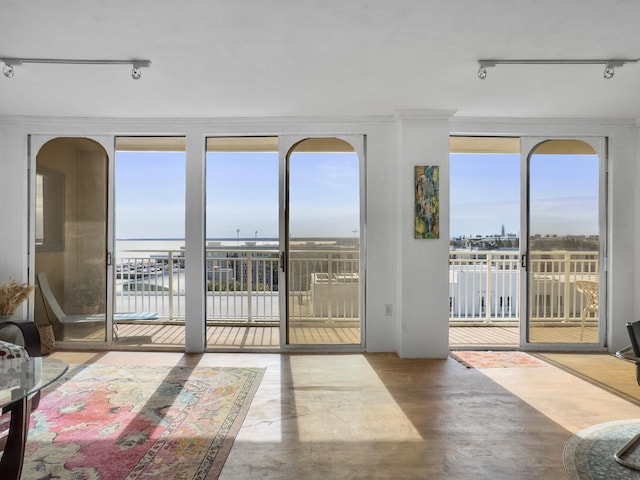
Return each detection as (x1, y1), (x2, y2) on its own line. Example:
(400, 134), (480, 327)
(48, 350), (640, 479)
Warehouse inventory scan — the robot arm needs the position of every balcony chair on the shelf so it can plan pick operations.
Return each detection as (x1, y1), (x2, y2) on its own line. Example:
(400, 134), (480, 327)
(575, 280), (598, 341)
(614, 320), (640, 470)
(36, 272), (106, 340)
(37, 272), (159, 341)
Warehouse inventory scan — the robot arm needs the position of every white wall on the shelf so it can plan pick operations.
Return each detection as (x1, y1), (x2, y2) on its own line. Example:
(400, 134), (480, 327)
(395, 111), (451, 358)
(0, 114), (637, 356)
(0, 123), (29, 280)
(608, 126), (637, 351)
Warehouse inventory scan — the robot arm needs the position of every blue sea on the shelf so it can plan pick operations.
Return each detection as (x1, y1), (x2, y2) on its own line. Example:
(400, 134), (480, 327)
(116, 238), (279, 259)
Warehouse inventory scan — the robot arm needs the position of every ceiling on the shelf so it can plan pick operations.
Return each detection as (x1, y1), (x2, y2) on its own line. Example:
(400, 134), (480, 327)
(2, 0), (640, 120)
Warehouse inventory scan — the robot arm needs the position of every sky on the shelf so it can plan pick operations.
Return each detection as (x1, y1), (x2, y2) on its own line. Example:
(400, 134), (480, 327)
(115, 150), (599, 241)
(450, 153), (599, 238)
(115, 150), (360, 239)
(115, 151), (186, 238)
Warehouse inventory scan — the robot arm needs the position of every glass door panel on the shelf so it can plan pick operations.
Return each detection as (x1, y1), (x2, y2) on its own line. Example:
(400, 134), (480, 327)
(205, 137), (279, 348)
(285, 138), (362, 346)
(114, 137), (186, 347)
(34, 137), (108, 342)
(449, 137), (521, 348)
(524, 139), (604, 345)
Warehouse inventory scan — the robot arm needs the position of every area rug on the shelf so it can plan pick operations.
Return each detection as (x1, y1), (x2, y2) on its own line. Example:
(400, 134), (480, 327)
(450, 350), (548, 369)
(564, 419), (640, 479)
(21, 363), (264, 480)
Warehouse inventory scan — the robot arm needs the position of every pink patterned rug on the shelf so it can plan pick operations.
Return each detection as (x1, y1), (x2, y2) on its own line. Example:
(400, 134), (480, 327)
(450, 350), (548, 369)
(21, 363), (264, 479)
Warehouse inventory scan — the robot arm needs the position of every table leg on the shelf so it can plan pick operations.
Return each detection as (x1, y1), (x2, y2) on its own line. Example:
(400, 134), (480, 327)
(0, 396), (30, 480)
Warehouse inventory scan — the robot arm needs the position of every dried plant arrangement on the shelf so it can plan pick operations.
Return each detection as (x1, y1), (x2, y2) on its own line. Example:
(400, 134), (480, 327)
(0, 280), (34, 315)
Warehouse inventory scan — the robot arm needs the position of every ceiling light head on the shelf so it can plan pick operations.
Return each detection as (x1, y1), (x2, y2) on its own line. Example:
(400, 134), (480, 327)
(131, 65), (142, 80)
(604, 64), (615, 79)
(477, 61), (496, 80)
(3, 63), (14, 78)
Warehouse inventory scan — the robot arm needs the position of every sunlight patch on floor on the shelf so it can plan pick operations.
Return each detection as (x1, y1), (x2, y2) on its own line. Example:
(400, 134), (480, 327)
(288, 355), (423, 442)
(476, 364), (640, 434)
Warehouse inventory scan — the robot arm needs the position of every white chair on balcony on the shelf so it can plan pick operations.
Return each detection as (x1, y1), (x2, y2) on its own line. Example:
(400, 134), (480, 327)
(37, 272), (106, 339)
(37, 272), (159, 339)
(575, 280), (598, 341)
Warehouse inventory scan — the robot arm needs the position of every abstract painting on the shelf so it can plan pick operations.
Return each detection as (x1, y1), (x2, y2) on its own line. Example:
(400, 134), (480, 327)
(414, 165), (439, 239)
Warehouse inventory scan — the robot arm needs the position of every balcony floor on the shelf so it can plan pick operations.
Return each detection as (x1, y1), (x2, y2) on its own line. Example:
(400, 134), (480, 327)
(449, 325), (599, 348)
(105, 322), (361, 349)
(81, 323), (601, 350)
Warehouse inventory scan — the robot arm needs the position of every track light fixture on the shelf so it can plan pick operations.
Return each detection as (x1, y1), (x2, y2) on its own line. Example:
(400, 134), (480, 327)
(2, 63), (14, 78)
(477, 58), (638, 80)
(131, 65), (142, 80)
(0, 57), (151, 79)
(603, 64), (616, 79)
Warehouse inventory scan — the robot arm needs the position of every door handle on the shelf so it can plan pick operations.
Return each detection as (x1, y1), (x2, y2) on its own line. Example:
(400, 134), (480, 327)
(521, 254), (527, 269)
(280, 252), (286, 272)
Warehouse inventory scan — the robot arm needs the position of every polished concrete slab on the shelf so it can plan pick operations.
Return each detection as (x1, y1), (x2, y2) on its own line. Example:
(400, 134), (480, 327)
(47, 351), (640, 479)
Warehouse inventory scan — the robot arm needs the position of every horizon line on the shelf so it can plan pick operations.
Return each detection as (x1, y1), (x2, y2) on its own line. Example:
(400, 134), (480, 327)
(116, 236), (360, 241)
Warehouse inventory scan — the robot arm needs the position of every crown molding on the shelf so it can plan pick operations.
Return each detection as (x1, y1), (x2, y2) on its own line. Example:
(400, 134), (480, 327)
(450, 116), (638, 136)
(0, 113), (395, 129)
(393, 109), (457, 121)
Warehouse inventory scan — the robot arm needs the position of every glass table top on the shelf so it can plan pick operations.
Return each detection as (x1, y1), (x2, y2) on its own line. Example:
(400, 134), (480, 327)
(0, 357), (68, 409)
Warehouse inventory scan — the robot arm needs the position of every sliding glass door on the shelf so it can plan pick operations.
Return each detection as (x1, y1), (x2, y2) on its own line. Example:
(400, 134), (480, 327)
(31, 134), (365, 352)
(205, 137), (279, 348)
(449, 137), (521, 348)
(449, 136), (606, 350)
(203, 135), (365, 349)
(522, 138), (606, 347)
(114, 137), (186, 347)
(33, 136), (110, 344)
(282, 137), (365, 347)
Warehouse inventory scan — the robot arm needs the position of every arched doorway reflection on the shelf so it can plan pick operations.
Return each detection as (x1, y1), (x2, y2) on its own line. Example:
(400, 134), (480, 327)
(34, 137), (108, 343)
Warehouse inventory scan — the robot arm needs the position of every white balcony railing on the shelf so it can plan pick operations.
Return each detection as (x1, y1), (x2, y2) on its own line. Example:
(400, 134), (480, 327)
(115, 247), (598, 328)
(449, 249), (599, 326)
(449, 251), (520, 323)
(115, 250), (185, 320)
(114, 247), (360, 325)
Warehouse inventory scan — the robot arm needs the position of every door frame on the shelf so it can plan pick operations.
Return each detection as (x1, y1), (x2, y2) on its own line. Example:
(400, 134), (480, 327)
(28, 134), (116, 346)
(519, 136), (607, 350)
(278, 135), (366, 350)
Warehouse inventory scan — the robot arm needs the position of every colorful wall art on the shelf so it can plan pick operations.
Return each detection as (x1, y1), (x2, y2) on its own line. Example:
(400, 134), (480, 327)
(414, 165), (439, 239)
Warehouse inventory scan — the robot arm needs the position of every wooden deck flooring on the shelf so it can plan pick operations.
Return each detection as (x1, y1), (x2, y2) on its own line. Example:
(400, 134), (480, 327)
(101, 322), (599, 349)
(109, 322), (361, 349)
(449, 325), (599, 348)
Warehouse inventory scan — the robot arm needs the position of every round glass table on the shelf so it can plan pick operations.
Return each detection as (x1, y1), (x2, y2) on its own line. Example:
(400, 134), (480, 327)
(1, 356), (68, 480)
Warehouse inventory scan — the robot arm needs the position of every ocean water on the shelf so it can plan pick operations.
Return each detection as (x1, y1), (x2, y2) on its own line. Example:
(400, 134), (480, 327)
(116, 239), (185, 259)
(115, 239), (279, 259)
